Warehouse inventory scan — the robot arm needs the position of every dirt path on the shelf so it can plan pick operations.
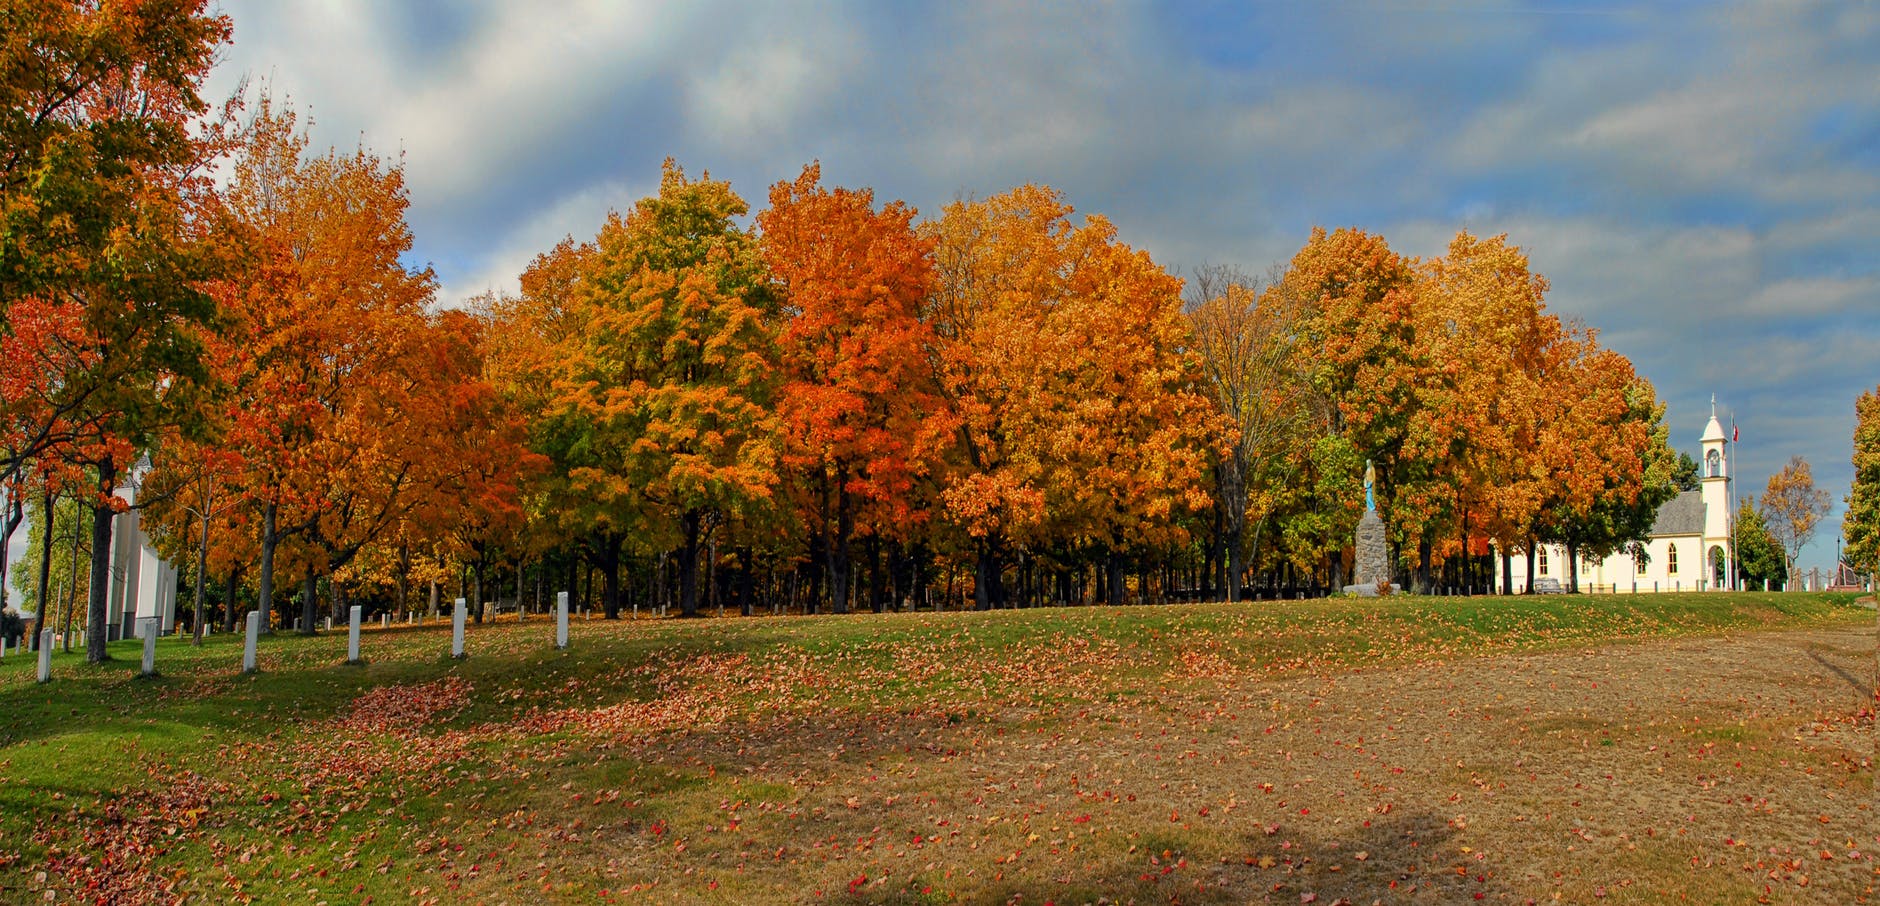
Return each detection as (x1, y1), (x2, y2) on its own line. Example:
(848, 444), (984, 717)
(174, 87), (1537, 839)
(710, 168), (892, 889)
(476, 624), (1877, 904)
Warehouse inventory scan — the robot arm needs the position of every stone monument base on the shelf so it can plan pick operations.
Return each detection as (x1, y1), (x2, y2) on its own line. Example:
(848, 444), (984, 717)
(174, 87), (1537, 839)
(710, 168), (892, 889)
(1347, 508), (1392, 596)
(1340, 582), (1403, 597)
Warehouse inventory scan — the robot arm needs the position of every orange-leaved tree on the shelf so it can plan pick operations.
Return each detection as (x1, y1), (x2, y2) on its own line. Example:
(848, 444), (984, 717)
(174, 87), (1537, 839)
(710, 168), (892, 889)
(759, 163), (950, 614)
(535, 160), (780, 618)
(206, 95), (439, 633)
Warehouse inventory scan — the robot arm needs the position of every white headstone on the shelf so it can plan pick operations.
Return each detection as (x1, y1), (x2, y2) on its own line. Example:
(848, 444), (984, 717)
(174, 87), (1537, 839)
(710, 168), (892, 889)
(347, 605), (362, 663)
(556, 591), (569, 650)
(141, 618), (158, 676)
(243, 611), (261, 673)
(451, 597), (467, 658)
(37, 629), (52, 683)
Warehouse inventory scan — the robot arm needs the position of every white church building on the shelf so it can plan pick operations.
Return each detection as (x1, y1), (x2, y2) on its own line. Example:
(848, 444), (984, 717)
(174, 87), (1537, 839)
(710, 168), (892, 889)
(1496, 406), (1736, 593)
(103, 466), (179, 640)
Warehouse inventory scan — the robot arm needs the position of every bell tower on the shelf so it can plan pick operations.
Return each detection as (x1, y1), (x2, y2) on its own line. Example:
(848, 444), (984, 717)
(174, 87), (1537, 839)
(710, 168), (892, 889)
(1699, 396), (1732, 589)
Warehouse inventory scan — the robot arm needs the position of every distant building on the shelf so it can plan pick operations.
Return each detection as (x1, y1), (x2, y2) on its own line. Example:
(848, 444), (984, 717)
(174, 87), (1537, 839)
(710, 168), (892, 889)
(104, 467), (178, 639)
(1497, 405), (1736, 592)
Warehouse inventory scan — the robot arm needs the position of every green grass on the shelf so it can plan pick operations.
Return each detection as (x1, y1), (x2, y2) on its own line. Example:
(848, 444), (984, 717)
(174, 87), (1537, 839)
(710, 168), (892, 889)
(0, 591), (1868, 904)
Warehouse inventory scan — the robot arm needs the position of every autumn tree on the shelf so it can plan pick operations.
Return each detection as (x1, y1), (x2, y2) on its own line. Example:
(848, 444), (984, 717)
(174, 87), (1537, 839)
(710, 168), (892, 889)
(1733, 499), (1787, 590)
(0, 0), (232, 660)
(923, 186), (1210, 608)
(1186, 265), (1312, 601)
(1402, 231), (1561, 592)
(758, 163), (948, 614)
(534, 160), (780, 618)
(1846, 387), (1880, 583)
(1536, 352), (1678, 592)
(1267, 228), (1417, 588)
(173, 95), (442, 634)
(1760, 455), (1831, 586)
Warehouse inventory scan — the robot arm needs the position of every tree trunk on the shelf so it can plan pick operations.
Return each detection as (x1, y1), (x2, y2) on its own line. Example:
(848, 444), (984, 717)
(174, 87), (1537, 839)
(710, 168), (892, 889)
(804, 532), (825, 615)
(299, 569), (318, 635)
(0, 484), (22, 611)
(974, 543), (996, 611)
(1500, 548), (1513, 596)
(1566, 541), (1581, 593)
(85, 457), (118, 663)
(395, 543), (410, 620)
(258, 501), (278, 635)
(428, 579), (440, 619)
(31, 489), (54, 649)
(1106, 549), (1127, 606)
(224, 564), (243, 634)
(737, 547), (754, 617)
(678, 509), (702, 617)
(828, 477), (852, 615)
(1524, 541), (1537, 594)
(868, 535), (885, 613)
(63, 505), (84, 651)
(909, 542), (927, 611)
(590, 533), (622, 618)
(192, 505), (209, 645)
(472, 559), (485, 624)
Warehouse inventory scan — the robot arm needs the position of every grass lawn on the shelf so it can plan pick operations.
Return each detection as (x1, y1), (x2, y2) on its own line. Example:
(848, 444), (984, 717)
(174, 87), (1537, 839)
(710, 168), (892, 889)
(0, 592), (1871, 904)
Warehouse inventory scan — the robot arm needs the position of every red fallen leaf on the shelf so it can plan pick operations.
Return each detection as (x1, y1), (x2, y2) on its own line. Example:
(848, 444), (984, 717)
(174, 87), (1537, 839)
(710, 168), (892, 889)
(1302, 893), (1318, 903)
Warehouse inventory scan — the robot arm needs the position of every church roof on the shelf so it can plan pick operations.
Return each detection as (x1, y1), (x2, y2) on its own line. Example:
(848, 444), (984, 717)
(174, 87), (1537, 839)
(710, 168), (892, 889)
(1651, 489), (1705, 536)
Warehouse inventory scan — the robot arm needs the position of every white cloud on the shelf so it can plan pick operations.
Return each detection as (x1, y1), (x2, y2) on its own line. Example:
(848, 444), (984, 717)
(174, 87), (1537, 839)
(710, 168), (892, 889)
(435, 176), (643, 309)
(1741, 275), (1878, 319)
(683, 21), (864, 152)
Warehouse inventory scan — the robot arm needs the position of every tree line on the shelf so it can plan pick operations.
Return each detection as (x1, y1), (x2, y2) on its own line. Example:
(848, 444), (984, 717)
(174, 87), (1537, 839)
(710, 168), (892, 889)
(5, 2), (1718, 663)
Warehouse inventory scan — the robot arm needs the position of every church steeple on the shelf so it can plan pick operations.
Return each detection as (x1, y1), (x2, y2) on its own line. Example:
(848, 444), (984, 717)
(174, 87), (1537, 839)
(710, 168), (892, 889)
(1698, 398), (1732, 589)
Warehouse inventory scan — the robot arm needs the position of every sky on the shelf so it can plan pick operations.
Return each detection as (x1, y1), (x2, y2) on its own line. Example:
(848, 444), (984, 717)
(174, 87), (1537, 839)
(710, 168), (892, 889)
(7, 0), (1878, 580)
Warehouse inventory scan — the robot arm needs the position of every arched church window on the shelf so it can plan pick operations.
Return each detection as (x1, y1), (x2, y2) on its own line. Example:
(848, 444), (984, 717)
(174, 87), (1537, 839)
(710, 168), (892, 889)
(1667, 545), (1679, 575)
(1636, 553), (1648, 575)
(1706, 449), (1721, 478)
(1538, 548), (1549, 576)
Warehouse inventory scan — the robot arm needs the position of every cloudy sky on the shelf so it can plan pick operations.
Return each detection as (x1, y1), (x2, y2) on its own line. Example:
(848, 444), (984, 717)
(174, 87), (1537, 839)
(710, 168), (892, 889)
(7, 0), (1877, 579)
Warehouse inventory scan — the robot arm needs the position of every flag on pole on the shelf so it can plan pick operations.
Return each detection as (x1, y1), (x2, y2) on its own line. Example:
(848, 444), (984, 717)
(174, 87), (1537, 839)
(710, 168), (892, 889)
(1731, 415), (1737, 443)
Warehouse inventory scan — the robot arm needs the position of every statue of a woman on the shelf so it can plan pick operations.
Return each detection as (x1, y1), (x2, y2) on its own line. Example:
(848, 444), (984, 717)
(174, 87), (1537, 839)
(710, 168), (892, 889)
(1363, 459), (1375, 512)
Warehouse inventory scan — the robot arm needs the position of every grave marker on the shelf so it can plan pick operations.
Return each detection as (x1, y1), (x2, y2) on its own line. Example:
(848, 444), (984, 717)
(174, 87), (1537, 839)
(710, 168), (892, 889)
(37, 629), (52, 683)
(347, 605), (363, 664)
(243, 611), (261, 673)
(556, 591), (569, 649)
(141, 618), (158, 676)
(451, 597), (467, 658)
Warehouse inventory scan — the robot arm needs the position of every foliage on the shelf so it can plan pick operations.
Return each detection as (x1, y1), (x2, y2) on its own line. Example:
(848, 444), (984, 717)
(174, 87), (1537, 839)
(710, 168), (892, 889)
(0, 0), (234, 661)
(530, 160), (780, 618)
(922, 186), (1213, 607)
(1671, 450), (1700, 493)
(1186, 264), (1310, 600)
(759, 163), (947, 613)
(1732, 498), (1787, 590)
(1759, 454), (1831, 582)
(1844, 386), (1880, 576)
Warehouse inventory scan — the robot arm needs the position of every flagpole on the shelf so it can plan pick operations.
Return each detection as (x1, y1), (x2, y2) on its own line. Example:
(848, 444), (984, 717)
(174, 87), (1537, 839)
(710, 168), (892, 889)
(1728, 411), (1738, 591)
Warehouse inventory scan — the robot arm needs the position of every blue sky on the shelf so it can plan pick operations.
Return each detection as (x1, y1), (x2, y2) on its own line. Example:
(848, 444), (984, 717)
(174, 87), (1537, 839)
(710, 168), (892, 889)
(8, 1), (1876, 579)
